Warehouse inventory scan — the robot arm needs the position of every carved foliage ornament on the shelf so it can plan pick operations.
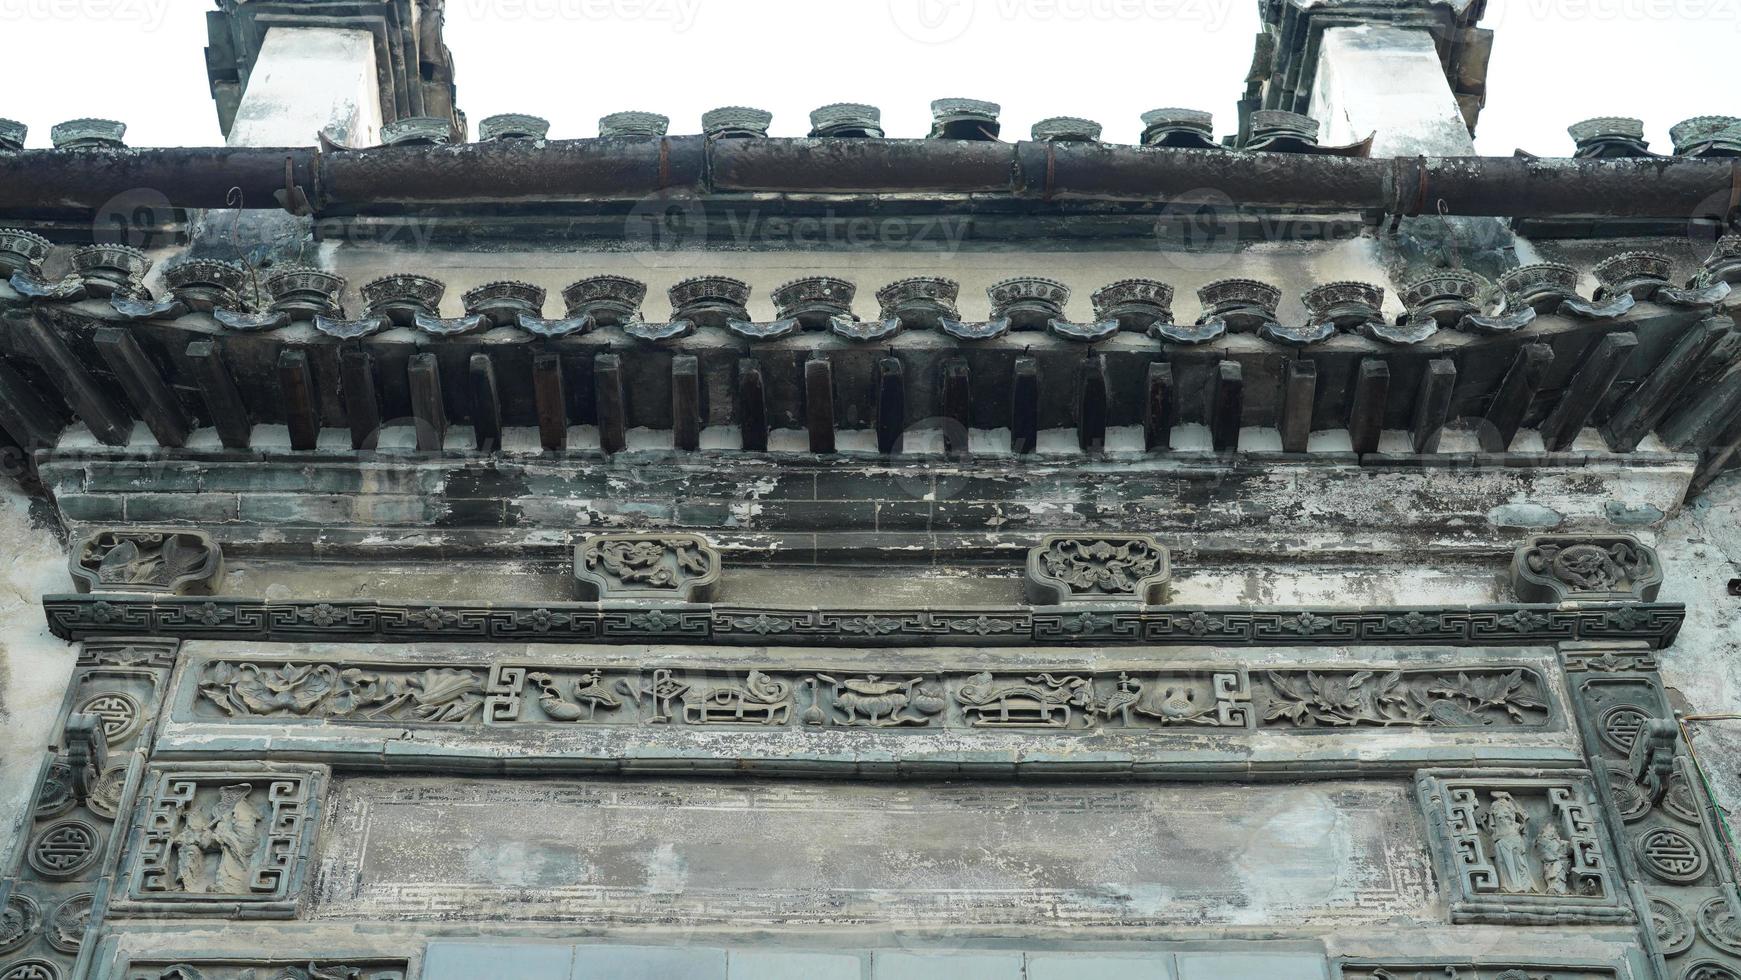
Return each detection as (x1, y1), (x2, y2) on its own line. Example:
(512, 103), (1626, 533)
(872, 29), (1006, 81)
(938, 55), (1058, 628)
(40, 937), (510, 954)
(70, 530), (222, 596)
(574, 533), (722, 602)
(1512, 535), (1664, 604)
(1025, 535), (1171, 604)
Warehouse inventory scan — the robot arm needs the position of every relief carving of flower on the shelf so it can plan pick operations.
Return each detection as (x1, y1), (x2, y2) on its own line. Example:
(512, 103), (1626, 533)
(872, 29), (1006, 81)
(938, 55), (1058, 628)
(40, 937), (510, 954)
(841, 616), (904, 636)
(193, 602), (229, 626)
(298, 603), (344, 628)
(89, 601), (117, 624)
(1181, 611), (1224, 637)
(630, 609), (684, 632)
(521, 608), (561, 633)
(1283, 612), (1332, 636)
(412, 606), (459, 630)
(950, 615), (1015, 636)
(1500, 610), (1551, 633)
(1387, 611), (1439, 635)
(733, 614), (792, 635)
(1608, 606), (1648, 631)
(1061, 612), (1112, 635)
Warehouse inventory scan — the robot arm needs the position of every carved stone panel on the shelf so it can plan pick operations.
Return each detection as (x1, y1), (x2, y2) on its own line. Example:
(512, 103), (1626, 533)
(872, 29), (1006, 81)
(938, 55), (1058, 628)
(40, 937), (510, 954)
(1024, 535), (1172, 604)
(69, 530), (222, 596)
(1339, 966), (1619, 979)
(108, 962), (407, 980)
(313, 777), (1435, 928)
(176, 656), (1562, 738)
(572, 533), (722, 602)
(1415, 770), (1630, 926)
(1511, 535), (1663, 604)
(115, 765), (325, 918)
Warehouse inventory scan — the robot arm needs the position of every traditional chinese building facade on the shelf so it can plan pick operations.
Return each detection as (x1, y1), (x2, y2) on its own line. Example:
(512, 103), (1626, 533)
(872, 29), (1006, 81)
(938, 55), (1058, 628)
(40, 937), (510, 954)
(2, 1), (1741, 978)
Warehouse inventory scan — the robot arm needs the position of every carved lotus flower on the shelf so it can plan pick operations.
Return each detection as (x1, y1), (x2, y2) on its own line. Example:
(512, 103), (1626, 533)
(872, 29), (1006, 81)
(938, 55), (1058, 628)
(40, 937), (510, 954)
(599, 111), (669, 137)
(478, 113), (550, 141)
(1031, 116), (1102, 143)
(930, 98), (1002, 140)
(1141, 107), (1216, 148)
(702, 106), (772, 139)
(809, 103), (883, 138)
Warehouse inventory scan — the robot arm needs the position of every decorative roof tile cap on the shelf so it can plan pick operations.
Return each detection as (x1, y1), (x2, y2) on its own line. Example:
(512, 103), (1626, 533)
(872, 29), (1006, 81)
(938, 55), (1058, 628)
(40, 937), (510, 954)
(164, 259), (246, 294)
(1708, 235), (1741, 269)
(462, 280), (547, 321)
(1092, 279), (1175, 319)
(702, 106), (773, 139)
(563, 275), (648, 320)
(600, 111), (669, 137)
(1499, 262), (1580, 302)
(381, 116), (457, 146)
(1399, 269), (1488, 312)
(0, 228), (52, 273)
(1568, 116), (1644, 144)
(362, 273), (445, 316)
(1303, 281), (1384, 320)
(0, 118), (24, 151)
(1142, 107), (1213, 134)
(478, 113), (549, 141)
(809, 103), (884, 138)
(988, 276), (1070, 310)
(1197, 278), (1281, 315)
(1594, 251), (1672, 295)
(50, 118), (125, 149)
(668, 275), (751, 310)
(264, 266), (345, 300)
(876, 276), (960, 323)
(1671, 115), (1741, 154)
(71, 244), (151, 279)
(1249, 110), (1318, 142)
(772, 276), (857, 320)
(930, 98), (1002, 140)
(1031, 116), (1102, 143)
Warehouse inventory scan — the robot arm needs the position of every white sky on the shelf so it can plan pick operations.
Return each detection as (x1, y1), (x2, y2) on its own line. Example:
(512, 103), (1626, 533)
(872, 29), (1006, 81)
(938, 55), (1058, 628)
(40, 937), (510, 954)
(0, 0), (1734, 155)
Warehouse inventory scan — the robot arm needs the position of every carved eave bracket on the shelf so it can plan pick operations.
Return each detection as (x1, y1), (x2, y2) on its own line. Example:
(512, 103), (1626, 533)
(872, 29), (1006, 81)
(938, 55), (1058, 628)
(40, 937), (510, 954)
(1511, 534), (1664, 605)
(1025, 535), (1172, 605)
(574, 533), (723, 603)
(69, 529), (223, 597)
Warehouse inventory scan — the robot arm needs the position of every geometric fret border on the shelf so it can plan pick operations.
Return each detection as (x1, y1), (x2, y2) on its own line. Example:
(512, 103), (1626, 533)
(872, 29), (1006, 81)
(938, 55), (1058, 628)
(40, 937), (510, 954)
(42, 596), (1688, 648)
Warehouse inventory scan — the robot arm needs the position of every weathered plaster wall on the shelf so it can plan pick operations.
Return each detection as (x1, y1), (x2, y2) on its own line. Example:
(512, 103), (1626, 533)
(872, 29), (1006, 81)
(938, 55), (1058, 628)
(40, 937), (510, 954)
(0, 485), (74, 852)
(1308, 25), (1477, 156)
(226, 26), (383, 147)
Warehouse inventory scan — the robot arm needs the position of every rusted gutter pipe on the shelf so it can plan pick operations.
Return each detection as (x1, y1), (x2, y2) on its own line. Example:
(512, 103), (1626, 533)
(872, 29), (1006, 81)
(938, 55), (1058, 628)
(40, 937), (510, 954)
(0, 138), (1733, 221)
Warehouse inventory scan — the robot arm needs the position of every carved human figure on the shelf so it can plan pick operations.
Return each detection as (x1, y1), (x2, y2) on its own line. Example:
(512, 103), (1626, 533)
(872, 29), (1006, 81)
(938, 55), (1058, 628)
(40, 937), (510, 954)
(167, 784), (263, 894)
(210, 784), (264, 893)
(169, 802), (218, 893)
(1534, 819), (1572, 896)
(1484, 792), (1537, 894)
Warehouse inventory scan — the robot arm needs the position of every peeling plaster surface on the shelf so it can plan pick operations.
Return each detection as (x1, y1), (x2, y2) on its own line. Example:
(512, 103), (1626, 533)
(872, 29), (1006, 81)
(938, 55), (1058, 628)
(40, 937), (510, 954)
(314, 776), (1438, 931)
(1658, 471), (1741, 858)
(0, 484), (75, 847)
